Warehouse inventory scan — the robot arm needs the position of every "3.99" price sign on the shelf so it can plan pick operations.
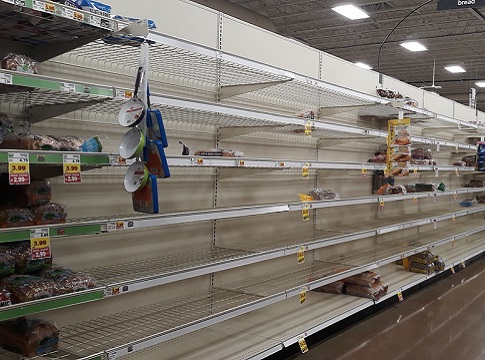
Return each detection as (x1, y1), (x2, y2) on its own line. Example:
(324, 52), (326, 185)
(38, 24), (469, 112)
(8, 152), (30, 185)
(30, 228), (51, 260)
(63, 154), (82, 184)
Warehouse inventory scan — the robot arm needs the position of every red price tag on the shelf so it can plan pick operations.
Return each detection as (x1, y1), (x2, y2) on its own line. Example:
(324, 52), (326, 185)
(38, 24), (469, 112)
(63, 154), (81, 184)
(30, 228), (51, 260)
(8, 152), (30, 185)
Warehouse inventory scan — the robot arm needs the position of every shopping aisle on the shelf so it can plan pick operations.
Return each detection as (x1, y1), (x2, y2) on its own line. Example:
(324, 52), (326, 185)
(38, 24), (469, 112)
(288, 257), (485, 360)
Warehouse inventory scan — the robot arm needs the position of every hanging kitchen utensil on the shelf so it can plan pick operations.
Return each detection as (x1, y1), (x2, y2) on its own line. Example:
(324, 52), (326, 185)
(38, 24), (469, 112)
(132, 173), (159, 213)
(119, 127), (145, 159)
(118, 66), (147, 127)
(124, 160), (149, 193)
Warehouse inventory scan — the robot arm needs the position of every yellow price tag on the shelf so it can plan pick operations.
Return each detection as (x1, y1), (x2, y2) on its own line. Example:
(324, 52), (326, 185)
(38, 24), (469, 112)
(10, 162), (29, 174)
(31, 237), (50, 250)
(413, 166), (418, 177)
(63, 163), (80, 174)
(302, 204), (310, 222)
(462, 260), (466, 268)
(452, 215), (456, 223)
(238, 160), (245, 167)
(298, 337), (308, 353)
(297, 246), (305, 264)
(397, 291), (404, 302)
(302, 163), (309, 179)
(304, 121), (312, 136)
(455, 168), (460, 177)
(299, 286), (307, 304)
(30, 228), (51, 260)
(361, 165), (367, 178)
(379, 199), (385, 211)
(454, 192), (457, 199)
(197, 158), (204, 165)
(8, 152), (30, 185)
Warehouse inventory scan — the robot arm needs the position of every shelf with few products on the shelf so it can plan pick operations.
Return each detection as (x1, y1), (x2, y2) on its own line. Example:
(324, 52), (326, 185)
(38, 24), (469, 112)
(0, 212), (483, 360)
(0, 200), (483, 322)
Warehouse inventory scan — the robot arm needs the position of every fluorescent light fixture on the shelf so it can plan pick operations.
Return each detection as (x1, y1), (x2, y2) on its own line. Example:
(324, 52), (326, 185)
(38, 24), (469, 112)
(400, 41), (427, 52)
(445, 65), (466, 73)
(476, 81), (485, 87)
(332, 5), (369, 20)
(355, 62), (372, 70)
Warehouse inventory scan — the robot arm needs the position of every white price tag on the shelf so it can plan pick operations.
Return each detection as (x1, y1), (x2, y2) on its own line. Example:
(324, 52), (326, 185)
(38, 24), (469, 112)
(115, 89), (133, 99)
(60, 82), (75, 92)
(90, 15), (101, 27)
(0, 73), (12, 85)
(109, 155), (126, 165)
(62, 6), (74, 19)
(32, 0), (43, 11)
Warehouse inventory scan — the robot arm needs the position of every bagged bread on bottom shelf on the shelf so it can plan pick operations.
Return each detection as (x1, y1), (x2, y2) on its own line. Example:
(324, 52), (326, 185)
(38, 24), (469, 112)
(408, 251), (434, 265)
(0, 289), (12, 307)
(313, 281), (345, 295)
(343, 271), (380, 287)
(0, 317), (60, 357)
(14, 179), (52, 208)
(0, 245), (15, 276)
(1, 275), (57, 303)
(0, 207), (33, 228)
(41, 267), (97, 294)
(345, 281), (388, 301)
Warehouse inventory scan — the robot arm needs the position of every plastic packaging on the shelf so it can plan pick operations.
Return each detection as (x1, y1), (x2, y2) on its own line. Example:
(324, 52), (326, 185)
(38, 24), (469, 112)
(409, 251), (434, 265)
(41, 267), (97, 294)
(0, 207), (33, 228)
(294, 110), (315, 119)
(434, 256), (445, 272)
(1, 275), (57, 303)
(11, 242), (52, 274)
(0, 134), (83, 151)
(313, 281), (345, 295)
(0, 112), (13, 141)
(309, 188), (340, 201)
(1, 53), (38, 74)
(468, 179), (485, 187)
(0, 317), (60, 357)
(0, 246), (15, 276)
(80, 136), (102, 152)
(14, 179), (52, 208)
(112, 15), (157, 29)
(194, 148), (244, 157)
(344, 271), (380, 287)
(345, 281), (388, 300)
(0, 289), (12, 307)
(409, 262), (435, 275)
(31, 203), (67, 225)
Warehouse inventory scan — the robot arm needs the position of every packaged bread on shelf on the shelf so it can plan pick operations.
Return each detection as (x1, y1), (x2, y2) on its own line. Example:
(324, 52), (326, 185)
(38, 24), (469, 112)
(31, 202), (67, 225)
(343, 271), (380, 287)
(11, 242), (52, 274)
(1, 275), (57, 303)
(194, 148), (244, 157)
(41, 267), (97, 294)
(14, 179), (52, 208)
(309, 188), (340, 201)
(0, 207), (33, 228)
(1, 53), (38, 74)
(0, 317), (60, 357)
(408, 251), (434, 265)
(0, 245), (16, 276)
(409, 262), (435, 275)
(313, 281), (345, 295)
(0, 289), (12, 307)
(345, 281), (388, 301)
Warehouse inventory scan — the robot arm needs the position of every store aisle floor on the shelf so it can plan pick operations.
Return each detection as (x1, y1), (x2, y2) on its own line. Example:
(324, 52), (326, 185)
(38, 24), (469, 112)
(288, 258), (485, 360)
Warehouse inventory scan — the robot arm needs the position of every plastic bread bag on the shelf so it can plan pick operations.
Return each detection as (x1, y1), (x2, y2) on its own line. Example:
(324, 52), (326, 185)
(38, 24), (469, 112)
(309, 188), (340, 201)
(0, 288), (12, 307)
(0, 317), (60, 357)
(408, 251), (434, 265)
(31, 202), (67, 225)
(294, 110), (315, 119)
(0, 275), (57, 303)
(0, 112), (13, 141)
(1, 53), (38, 74)
(41, 267), (97, 294)
(49, 135), (83, 151)
(434, 256), (445, 272)
(11, 242), (53, 274)
(409, 262), (435, 275)
(0, 245), (16, 276)
(313, 281), (345, 295)
(345, 281), (388, 300)
(343, 271), (380, 287)
(14, 179), (52, 208)
(0, 134), (57, 150)
(0, 207), (33, 228)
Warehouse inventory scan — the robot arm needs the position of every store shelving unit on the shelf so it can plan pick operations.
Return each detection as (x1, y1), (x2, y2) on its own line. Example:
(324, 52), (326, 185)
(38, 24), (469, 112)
(1, 2), (485, 360)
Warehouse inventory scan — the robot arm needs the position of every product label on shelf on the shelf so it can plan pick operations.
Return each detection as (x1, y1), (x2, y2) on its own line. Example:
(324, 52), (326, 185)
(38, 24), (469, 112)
(302, 204), (310, 221)
(63, 154), (81, 184)
(452, 214), (456, 223)
(302, 163), (309, 179)
(30, 228), (51, 260)
(109, 155), (126, 165)
(299, 286), (307, 304)
(107, 221), (128, 232)
(413, 195), (418, 205)
(297, 246), (305, 264)
(4, 0), (25, 5)
(90, 15), (111, 29)
(60, 82), (76, 92)
(44, 2), (56, 13)
(8, 152), (30, 185)
(115, 89), (133, 99)
(304, 121), (312, 136)
(32, 0), (43, 11)
(0, 72), (12, 85)
(238, 160), (245, 167)
(397, 291), (404, 302)
(379, 198), (385, 211)
(455, 168), (460, 177)
(413, 166), (418, 177)
(298, 337), (309, 353)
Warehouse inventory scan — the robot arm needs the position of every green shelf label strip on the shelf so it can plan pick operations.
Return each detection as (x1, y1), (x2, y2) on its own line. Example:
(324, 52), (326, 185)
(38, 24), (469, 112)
(0, 224), (103, 243)
(0, 290), (104, 321)
(0, 151), (113, 165)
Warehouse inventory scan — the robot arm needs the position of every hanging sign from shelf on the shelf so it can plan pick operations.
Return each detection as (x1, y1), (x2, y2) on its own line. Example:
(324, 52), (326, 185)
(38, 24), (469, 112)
(361, 164), (367, 179)
(302, 163), (309, 179)
(30, 228), (51, 260)
(297, 246), (305, 264)
(397, 290), (404, 302)
(461, 260), (466, 268)
(302, 204), (310, 221)
(63, 154), (81, 183)
(299, 286), (307, 304)
(304, 121), (312, 136)
(298, 337), (309, 353)
(8, 152), (30, 185)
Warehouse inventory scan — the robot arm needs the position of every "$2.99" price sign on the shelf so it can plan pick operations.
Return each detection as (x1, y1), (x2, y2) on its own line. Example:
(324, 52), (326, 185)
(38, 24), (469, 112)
(30, 228), (51, 260)
(8, 152), (30, 185)
(63, 154), (81, 184)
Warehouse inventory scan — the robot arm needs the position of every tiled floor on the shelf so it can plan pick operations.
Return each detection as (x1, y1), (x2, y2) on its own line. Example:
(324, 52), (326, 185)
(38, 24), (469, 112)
(289, 257), (485, 360)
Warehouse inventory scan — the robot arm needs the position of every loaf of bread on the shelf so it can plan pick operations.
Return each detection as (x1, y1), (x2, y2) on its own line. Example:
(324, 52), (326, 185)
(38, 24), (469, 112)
(14, 179), (52, 208)
(1, 275), (57, 303)
(409, 251), (434, 265)
(1, 53), (38, 74)
(345, 281), (388, 300)
(0, 207), (33, 228)
(313, 281), (344, 295)
(41, 267), (97, 294)
(343, 271), (380, 287)
(0, 245), (15, 276)
(409, 262), (435, 275)
(31, 202), (67, 225)
(0, 317), (60, 357)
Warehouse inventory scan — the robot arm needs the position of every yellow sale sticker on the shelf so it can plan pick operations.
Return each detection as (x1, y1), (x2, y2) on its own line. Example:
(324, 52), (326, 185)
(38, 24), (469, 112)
(8, 152), (30, 185)
(304, 121), (312, 136)
(298, 337), (308, 353)
(302, 163), (309, 179)
(397, 291), (404, 302)
(297, 246), (305, 264)
(302, 204), (310, 222)
(299, 286), (307, 304)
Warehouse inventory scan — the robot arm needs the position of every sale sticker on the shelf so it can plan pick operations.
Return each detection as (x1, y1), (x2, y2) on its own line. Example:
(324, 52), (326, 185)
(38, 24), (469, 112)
(297, 246), (305, 264)
(304, 121), (312, 136)
(238, 160), (245, 167)
(299, 286), (307, 304)
(361, 165), (367, 178)
(298, 337), (308, 353)
(109, 155), (126, 165)
(397, 291), (404, 302)
(302, 204), (310, 222)
(197, 158), (204, 165)
(44, 2), (56, 13)
(413, 166), (418, 177)
(379, 198), (385, 211)
(63, 154), (81, 184)
(302, 163), (309, 179)
(455, 168), (460, 177)
(8, 152), (30, 185)
(413, 195), (418, 206)
(30, 228), (51, 260)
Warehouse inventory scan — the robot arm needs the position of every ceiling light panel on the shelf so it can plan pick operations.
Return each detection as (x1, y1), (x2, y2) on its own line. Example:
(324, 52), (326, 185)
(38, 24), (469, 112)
(445, 65), (466, 73)
(331, 5), (369, 20)
(400, 41), (427, 52)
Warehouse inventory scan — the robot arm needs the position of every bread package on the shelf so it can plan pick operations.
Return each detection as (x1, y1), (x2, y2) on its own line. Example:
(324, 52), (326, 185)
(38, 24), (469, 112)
(14, 179), (52, 208)
(343, 271), (380, 287)
(0, 317), (60, 357)
(409, 262), (435, 275)
(1, 53), (38, 74)
(0, 289), (12, 307)
(313, 281), (345, 295)
(41, 267), (97, 294)
(309, 188), (340, 201)
(345, 281), (388, 300)
(408, 251), (434, 265)
(31, 202), (67, 225)
(0, 207), (33, 228)
(1, 275), (57, 303)
(194, 148), (244, 157)
(0, 245), (16, 276)
(12, 242), (52, 274)
(468, 179), (485, 187)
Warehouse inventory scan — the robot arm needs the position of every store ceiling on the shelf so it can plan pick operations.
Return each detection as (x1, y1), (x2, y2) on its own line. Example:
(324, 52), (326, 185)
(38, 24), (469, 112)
(212, 0), (485, 111)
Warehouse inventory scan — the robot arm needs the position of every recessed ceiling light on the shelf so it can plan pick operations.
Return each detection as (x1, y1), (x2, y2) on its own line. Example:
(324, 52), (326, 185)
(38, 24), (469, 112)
(476, 81), (485, 87)
(355, 62), (372, 70)
(331, 5), (369, 20)
(400, 41), (427, 52)
(445, 65), (466, 73)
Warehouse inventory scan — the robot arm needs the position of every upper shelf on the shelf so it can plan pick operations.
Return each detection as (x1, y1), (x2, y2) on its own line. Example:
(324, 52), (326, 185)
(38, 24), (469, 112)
(0, 0), (120, 62)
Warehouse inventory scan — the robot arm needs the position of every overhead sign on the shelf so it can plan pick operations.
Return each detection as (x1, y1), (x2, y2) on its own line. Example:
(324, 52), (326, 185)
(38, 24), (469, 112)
(437, 0), (485, 10)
